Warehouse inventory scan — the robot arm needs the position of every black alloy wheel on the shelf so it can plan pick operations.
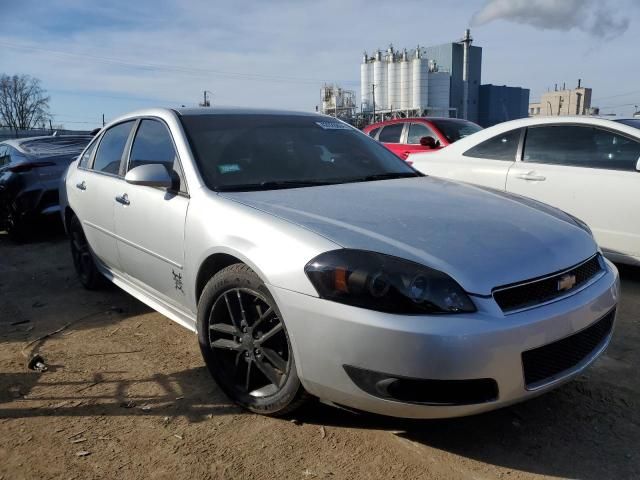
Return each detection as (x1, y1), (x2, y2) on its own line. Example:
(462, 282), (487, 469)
(210, 288), (290, 397)
(197, 264), (308, 415)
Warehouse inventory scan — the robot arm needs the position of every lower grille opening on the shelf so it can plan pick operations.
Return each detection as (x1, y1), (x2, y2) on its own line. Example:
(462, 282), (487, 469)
(344, 365), (498, 406)
(522, 308), (615, 388)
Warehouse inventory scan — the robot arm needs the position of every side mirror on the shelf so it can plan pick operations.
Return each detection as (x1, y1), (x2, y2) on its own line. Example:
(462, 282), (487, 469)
(125, 163), (172, 188)
(419, 136), (437, 148)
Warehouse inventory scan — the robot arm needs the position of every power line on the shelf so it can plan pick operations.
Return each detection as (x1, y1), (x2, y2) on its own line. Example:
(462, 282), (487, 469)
(48, 88), (187, 105)
(592, 89), (640, 102)
(0, 41), (358, 86)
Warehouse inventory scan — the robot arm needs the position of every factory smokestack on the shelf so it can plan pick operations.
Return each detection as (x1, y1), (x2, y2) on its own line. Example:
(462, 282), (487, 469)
(460, 29), (473, 119)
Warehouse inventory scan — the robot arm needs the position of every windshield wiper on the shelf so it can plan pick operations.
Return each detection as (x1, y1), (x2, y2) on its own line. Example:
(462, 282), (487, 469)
(349, 172), (423, 183)
(216, 180), (337, 192)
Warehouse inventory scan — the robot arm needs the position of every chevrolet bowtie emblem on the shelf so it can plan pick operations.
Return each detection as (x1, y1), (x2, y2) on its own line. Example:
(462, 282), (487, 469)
(557, 274), (577, 292)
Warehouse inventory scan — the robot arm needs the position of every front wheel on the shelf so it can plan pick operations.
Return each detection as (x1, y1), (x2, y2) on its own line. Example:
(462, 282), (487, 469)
(197, 264), (308, 416)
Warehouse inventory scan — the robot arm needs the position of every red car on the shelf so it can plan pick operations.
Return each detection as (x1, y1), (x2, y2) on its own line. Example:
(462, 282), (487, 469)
(363, 118), (482, 160)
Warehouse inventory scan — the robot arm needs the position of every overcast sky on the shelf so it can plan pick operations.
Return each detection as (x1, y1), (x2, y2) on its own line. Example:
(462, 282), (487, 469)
(1, 0), (638, 128)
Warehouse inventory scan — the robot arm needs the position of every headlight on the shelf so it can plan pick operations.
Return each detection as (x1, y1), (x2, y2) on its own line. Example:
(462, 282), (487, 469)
(304, 250), (476, 314)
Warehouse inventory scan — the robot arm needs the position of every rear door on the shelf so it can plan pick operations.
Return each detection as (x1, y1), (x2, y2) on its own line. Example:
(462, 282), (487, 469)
(412, 128), (521, 190)
(507, 124), (640, 258)
(68, 121), (135, 273)
(114, 118), (190, 308)
(377, 123), (406, 158)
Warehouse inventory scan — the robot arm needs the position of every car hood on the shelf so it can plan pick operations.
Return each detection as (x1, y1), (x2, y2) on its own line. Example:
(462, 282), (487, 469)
(221, 177), (597, 295)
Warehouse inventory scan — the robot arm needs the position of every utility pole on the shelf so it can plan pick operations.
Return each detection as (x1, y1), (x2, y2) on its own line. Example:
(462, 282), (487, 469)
(102, 114), (105, 127)
(200, 90), (213, 107)
(371, 83), (376, 123)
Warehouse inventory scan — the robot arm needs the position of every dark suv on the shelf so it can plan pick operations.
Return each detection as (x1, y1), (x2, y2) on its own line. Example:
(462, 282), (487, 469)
(0, 135), (92, 239)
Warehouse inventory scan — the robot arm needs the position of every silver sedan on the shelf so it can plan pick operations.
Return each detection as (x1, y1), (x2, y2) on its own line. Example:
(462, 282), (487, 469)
(61, 108), (620, 418)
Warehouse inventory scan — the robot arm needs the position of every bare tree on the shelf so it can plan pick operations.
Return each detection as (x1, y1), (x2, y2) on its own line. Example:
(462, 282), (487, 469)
(0, 74), (50, 132)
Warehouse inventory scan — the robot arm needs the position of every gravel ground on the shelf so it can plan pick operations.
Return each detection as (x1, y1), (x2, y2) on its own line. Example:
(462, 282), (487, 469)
(1, 231), (638, 480)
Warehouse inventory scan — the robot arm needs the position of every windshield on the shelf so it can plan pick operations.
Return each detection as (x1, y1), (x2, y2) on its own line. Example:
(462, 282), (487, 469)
(430, 119), (482, 143)
(615, 119), (640, 130)
(181, 114), (420, 191)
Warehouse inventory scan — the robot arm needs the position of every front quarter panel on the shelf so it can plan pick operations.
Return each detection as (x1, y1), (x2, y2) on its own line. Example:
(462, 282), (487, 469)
(184, 188), (341, 313)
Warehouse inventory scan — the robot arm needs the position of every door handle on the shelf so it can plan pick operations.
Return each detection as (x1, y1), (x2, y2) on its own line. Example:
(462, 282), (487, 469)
(515, 171), (546, 181)
(75, 181), (87, 191)
(115, 193), (130, 205)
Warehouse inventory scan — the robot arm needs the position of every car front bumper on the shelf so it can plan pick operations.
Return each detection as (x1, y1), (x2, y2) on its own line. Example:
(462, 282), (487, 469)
(269, 259), (620, 418)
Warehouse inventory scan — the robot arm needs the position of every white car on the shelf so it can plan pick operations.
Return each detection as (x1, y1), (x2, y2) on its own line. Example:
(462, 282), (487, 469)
(409, 116), (640, 266)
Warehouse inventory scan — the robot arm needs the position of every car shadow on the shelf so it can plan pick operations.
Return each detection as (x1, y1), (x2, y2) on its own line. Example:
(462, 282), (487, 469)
(293, 378), (638, 479)
(0, 366), (240, 423)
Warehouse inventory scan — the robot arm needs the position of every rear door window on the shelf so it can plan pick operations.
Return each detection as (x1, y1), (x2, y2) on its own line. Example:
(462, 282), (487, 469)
(368, 127), (381, 139)
(463, 129), (521, 161)
(523, 125), (640, 171)
(128, 119), (186, 193)
(92, 121), (135, 175)
(378, 123), (404, 143)
(79, 139), (99, 169)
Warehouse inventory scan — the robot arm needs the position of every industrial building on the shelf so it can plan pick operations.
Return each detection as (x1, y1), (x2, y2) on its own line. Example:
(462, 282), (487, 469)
(360, 30), (480, 122)
(319, 84), (357, 119)
(529, 81), (592, 116)
(352, 29), (528, 126)
(359, 46), (452, 118)
(478, 84), (530, 127)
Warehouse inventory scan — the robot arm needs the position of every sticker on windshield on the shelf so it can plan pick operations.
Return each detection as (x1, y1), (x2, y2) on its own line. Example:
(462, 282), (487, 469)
(218, 164), (241, 174)
(315, 121), (351, 130)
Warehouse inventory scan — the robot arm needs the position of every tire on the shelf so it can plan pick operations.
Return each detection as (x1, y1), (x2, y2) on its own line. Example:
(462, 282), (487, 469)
(69, 215), (104, 290)
(6, 206), (30, 242)
(197, 263), (309, 416)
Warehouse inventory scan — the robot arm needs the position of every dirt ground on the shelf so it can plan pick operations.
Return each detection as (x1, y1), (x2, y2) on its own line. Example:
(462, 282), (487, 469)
(0, 230), (638, 480)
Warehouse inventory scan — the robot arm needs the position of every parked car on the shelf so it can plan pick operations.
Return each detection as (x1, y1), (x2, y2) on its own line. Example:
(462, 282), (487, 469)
(409, 116), (640, 266)
(0, 135), (92, 239)
(61, 108), (619, 418)
(613, 118), (640, 129)
(363, 117), (482, 160)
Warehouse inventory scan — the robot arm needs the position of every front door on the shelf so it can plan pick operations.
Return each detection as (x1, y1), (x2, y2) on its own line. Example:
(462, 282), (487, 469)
(400, 122), (441, 160)
(113, 119), (190, 308)
(507, 124), (640, 259)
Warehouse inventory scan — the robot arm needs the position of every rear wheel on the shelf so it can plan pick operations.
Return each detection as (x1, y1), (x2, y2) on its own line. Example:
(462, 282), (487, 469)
(5, 206), (29, 241)
(69, 215), (104, 289)
(197, 264), (308, 416)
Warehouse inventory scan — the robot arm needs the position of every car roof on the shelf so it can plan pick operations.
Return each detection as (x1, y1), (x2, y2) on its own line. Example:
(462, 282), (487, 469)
(420, 115), (640, 155)
(1, 135), (92, 154)
(102, 107), (336, 131)
(173, 107), (322, 117)
(364, 117), (476, 129)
